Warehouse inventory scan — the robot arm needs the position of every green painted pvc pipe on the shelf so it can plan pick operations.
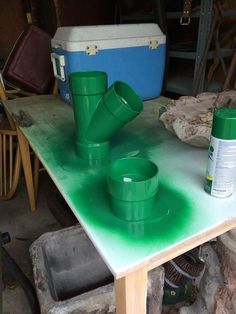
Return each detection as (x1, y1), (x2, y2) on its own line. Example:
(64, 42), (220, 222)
(107, 157), (159, 221)
(87, 80), (143, 143)
(70, 71), (109, 159)
(69, 71), (143, 160)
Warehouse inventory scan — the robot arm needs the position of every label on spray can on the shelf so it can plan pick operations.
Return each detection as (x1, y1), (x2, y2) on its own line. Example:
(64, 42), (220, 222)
(205, 136), (236, 197)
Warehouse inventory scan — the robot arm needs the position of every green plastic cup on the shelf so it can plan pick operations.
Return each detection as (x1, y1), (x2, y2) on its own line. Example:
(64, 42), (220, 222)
(107, 157), (159, 221)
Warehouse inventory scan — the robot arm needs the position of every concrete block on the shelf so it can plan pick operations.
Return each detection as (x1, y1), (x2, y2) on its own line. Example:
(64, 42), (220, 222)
(30, 225), (164, 314)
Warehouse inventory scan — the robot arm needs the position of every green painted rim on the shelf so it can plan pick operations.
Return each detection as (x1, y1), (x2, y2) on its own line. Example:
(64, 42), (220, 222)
(107, 157), (159, 202)
(110, 195), (156, 221)
(69, 71), (107, 95)
(104, 81), (143, 123)
(75, 141), (110, 160)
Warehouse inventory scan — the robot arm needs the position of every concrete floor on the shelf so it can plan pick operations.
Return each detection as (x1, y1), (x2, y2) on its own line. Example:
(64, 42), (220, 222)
(1, 173), (61, 314)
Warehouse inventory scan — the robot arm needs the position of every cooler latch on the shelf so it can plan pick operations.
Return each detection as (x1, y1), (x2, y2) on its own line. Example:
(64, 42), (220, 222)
(86, 45), (98, 55)
(149, 41), (159, 50)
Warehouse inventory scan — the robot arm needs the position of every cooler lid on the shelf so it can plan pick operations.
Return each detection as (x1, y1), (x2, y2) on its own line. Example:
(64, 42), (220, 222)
(51, 23), (166, 51)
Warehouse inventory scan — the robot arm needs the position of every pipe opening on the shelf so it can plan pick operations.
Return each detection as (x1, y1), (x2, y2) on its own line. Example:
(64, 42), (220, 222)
(109, 157), (158, 183)
(113, 81), (143, 113)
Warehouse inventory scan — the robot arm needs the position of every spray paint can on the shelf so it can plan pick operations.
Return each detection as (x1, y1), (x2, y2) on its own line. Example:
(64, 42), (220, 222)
(204, 108), (236, 198)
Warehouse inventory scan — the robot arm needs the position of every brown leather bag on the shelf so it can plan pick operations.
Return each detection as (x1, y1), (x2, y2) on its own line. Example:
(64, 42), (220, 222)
(3, 25), (54, 94)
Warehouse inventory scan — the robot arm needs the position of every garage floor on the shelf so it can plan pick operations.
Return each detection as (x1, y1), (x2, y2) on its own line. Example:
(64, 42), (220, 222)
(1, 173), (61, 314)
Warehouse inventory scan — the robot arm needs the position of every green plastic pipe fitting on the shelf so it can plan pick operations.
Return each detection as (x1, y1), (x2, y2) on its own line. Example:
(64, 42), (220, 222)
(107, 157), (159, 221)
(69, 71), (143, 160)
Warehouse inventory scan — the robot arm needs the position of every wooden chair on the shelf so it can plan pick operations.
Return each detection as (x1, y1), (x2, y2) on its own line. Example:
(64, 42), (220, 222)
(0, 127), (21, 201)
(0, 79), (20, 201)
(0, 77), (57, 209)
(0, 25), (57, 210)
(0, 79), (58, 213)
(0, 79), (37, 205)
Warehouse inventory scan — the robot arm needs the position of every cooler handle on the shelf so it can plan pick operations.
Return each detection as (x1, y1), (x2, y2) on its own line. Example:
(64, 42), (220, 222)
(51, 53), (66, 82)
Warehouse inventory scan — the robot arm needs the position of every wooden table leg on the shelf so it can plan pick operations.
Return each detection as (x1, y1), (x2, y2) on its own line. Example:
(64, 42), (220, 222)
(33, 155), (40, 198)
(17, 128), (36, 211)
(115, 269), (148, 314)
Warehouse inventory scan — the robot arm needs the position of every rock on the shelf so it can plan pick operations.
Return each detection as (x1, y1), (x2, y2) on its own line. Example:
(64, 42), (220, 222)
(218, 229), (236, 255)
(147, 266), (165, 314)
(179, 243), (223, 314)
(215, 230), (236, 314)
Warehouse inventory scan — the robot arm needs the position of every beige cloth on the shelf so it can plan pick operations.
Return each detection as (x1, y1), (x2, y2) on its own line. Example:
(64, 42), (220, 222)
(159, 91), (236, 147)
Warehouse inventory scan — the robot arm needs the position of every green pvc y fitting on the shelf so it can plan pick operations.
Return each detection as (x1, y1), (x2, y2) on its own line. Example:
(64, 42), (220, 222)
(70, 71), (143, 160)
(69, 71), (110, 159)
(87, 81), (143, 143)
(107, 157), (159, 221)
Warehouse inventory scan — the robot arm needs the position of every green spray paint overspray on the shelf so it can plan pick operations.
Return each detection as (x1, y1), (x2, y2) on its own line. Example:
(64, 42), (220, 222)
(69, 163), (193, 245)
(42, 113), (195, 265)
(69, 71), (143, 160)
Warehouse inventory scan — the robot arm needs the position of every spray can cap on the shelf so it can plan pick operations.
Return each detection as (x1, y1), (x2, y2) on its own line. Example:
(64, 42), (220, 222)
(212, 108), (236, 140)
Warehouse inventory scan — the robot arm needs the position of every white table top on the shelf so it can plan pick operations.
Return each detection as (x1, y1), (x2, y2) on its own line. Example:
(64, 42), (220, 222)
(6, 95), (236, 279)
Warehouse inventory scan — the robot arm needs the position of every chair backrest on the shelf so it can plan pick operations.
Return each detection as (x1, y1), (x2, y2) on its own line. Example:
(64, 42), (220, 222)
(2, 25), (54, 94)
(0, 128), (21, 200)
(0, 80), (17, 130)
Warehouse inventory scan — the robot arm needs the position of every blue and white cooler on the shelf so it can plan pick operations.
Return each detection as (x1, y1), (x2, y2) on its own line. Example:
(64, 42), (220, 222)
(51, 23), (166, 104)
